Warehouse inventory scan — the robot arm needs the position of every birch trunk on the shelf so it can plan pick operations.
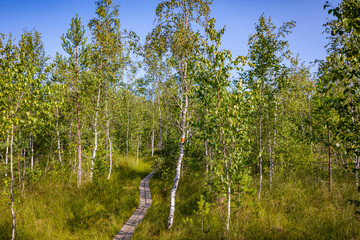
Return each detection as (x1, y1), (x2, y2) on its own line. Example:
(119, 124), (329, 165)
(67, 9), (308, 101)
(18, 149), (21, 189)
(269, 126), (272, 187)
(258, 102), (263, 200)
(76, 99), (82, 188)
(30, 134), (34, 170)
(68, 119), (73, 166)
(91, 88), (101, 180)
(137, 133), (140, 165)
(5, 134), (9, 177)
(126, 97), (130, 156)
(158, 93), (163, 154)
(167, 93), (188, 229)
(356, 155), (359, 187)
(10, 124), (16, 240)
(56, 107), (63, 167)
(205, 139), (208, 175)
(76, 45), (82, 188)
(273, 104), (277, 181)
(222, 131), (231, 235)
(151, 103), (155, 157)
(107, 136), (112, 180)
(328, 128), (332, 193)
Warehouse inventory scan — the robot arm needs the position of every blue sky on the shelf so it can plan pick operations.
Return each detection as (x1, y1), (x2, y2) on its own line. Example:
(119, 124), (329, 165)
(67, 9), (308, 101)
(0, 0), (339, 70)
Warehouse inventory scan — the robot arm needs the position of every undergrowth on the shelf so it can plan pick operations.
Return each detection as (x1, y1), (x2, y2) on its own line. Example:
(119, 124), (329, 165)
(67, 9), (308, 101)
(134, 166), (360, 239)
(0, 154), (152, 240)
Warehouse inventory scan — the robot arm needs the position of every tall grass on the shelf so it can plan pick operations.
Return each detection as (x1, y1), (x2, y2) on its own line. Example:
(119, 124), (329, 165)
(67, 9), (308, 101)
(134, 168), (360, 239)
(0, 155), (152, 240)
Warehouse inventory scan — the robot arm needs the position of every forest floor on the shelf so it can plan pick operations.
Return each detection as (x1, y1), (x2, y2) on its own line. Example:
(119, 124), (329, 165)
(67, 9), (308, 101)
(0, 154), (153, 240)
(113, 171), (154, 240)
(133, 165), (360, 239)
(1, 155), (360, 239)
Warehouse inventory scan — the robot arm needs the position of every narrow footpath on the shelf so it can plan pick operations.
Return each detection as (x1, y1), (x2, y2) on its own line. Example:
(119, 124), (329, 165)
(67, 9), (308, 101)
(113, 172), (154, 240)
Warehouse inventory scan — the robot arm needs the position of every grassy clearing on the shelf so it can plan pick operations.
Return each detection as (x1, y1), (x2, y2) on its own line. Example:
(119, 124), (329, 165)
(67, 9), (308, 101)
(134, 168), (360, 239)
(0, 155), (152, 240)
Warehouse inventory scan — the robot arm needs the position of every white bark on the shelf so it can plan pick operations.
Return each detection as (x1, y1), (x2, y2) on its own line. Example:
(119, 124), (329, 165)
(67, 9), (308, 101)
(269, 113), (272, 187)
(167, 92), (188, 229)
(258, 102), (263, 200)
(137, 133), (140, 165)
(157, 93), (162, 154)
(91, 88), (101, 180)
(222, 131), (231, 235)
(56, 108), (63, 167)
(273, 104), (277, 180)
(10, 124), (16, 240)
(75, 45), (82, 188)
(126, 98), (130, 156)
(356, 155), (359, 187)
(68, 119), (73, 166)
(107, 136), (112, 180)
(205, 139), (208, 173)
(5, 134), (9, 177)
(151, 103), (155, 157)
(30, 134), (34, 170)
(167, 141), (185, 229)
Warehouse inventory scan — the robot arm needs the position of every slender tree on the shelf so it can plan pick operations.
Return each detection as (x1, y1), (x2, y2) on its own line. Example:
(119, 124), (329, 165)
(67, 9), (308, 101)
(61, 14), (88, 187)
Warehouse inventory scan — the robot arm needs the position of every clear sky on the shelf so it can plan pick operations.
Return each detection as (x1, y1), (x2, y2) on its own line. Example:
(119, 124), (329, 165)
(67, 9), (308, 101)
(0, 0), (339, 71)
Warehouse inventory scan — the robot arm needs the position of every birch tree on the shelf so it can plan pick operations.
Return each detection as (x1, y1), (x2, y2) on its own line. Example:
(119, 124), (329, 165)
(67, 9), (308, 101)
(148, 0), (212, 229)
(243, 14), (295, 200)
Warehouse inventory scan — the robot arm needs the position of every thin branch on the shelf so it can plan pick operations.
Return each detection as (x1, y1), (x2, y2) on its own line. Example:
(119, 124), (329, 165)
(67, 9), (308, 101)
(166, 111), (181, 128)
(185, 128), (199, 142)
(14, 91), (25, 114)
(156, 73), (182, 109)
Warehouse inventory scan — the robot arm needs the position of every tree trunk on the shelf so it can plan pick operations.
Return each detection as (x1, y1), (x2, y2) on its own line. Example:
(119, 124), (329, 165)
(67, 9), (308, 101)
(137, 132), (140, 165)
(18, 149), (21, 189)
(30, 134), (34, 170)
(10, 124), (16, 240)
(158, 93), (163, 155)
(272, 104), (277, 183)
(151, 103), (155, 157)
(269, 126), (272, 187)
(68, 119), (73, 166)
(107, 136), (112, 180)
(356, 155), (359, 187)
(222, 131), (231, 235)
(105, 100), (110, 173)
(126, 97), (130, 156)
(167, 93), (188, 229)
(5, 134), (9, 177)
(328, 128), (332, 193)
(76, 45), (82, 188)
(91, 88), (101, 180)
(258, 102), (263, 200)
(205, 139), (209, 189)
(76, 109), (82, 188)
(56, 107), (63, 167)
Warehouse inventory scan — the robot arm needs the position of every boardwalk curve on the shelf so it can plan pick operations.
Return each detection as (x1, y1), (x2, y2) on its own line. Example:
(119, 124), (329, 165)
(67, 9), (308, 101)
(113, 172), (154, 240)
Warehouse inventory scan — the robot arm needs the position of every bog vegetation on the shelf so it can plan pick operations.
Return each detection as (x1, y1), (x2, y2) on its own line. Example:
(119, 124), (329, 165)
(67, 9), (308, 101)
(1, 0), (360, 239)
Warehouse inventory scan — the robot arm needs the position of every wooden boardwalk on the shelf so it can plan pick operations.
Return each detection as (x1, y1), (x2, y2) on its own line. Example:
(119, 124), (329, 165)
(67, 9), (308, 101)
(113, 172), (154, 240)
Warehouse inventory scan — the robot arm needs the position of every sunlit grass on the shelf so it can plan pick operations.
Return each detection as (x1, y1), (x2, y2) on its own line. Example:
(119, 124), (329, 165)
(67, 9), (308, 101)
(0, 154), (153, 240)
(134, 167), (360, 240)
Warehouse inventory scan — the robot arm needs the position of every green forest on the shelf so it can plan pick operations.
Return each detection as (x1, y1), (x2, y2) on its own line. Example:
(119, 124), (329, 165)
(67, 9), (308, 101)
(1, 0), (360, 239)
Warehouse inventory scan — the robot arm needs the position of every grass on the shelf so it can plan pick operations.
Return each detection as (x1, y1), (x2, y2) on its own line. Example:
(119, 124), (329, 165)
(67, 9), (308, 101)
(1, 154), (360, 239)
(134, 166), (360, 239)
(0, 154), (153, 240)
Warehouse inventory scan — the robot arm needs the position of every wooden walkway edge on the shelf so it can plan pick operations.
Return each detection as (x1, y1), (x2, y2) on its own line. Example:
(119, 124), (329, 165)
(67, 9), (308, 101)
(113, 172), (154, 240)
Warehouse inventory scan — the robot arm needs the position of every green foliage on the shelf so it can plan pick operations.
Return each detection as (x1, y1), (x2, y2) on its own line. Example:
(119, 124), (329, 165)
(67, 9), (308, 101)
(135, 167), (360, 239)
(0, 156), (152, 240)
(92, 156), (108, 188)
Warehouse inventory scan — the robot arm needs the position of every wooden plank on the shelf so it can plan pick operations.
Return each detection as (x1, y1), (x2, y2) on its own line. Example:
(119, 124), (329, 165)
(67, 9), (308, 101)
(112, 172), (154, 240)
